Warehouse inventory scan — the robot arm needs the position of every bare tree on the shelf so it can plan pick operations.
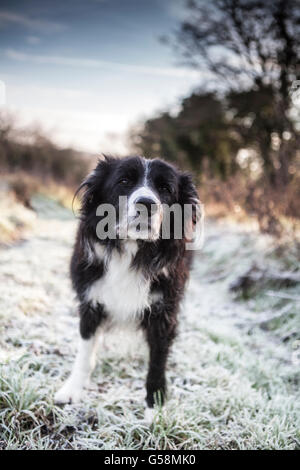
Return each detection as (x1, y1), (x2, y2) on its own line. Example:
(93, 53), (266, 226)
(172, 0), (300, 186)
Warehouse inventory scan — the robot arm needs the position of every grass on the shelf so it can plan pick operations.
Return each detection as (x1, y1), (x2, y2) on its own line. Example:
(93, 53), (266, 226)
(0, 199), (299, 449)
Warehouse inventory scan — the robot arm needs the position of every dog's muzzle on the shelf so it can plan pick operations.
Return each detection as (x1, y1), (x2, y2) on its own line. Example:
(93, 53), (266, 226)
(135, 196), (159, 217)
(125, 188), (162, 240)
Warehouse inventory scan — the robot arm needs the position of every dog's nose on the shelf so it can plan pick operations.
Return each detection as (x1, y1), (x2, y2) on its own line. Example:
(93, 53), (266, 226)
(135, 197), (159, 214)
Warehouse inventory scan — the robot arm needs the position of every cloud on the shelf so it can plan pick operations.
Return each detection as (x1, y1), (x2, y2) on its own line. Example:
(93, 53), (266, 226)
(166, 0), (188, 21)
(26, 36), (41, 45)
(0, 10), (66, 33)
(5, 48), (200, 79)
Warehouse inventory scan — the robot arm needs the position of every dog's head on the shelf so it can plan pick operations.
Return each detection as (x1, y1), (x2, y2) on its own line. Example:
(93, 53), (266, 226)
(77, 155), (202, 247)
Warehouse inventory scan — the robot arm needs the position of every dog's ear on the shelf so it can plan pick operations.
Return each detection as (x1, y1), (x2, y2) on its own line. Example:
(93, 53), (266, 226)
(178, 172), (204, 250)
(73, 156), (115, 218)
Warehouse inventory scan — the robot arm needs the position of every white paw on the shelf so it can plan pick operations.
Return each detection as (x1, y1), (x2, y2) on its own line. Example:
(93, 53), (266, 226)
(84, 377), (97, 390)
(54, 381), (83, 405)
(144, 407), (158, 424)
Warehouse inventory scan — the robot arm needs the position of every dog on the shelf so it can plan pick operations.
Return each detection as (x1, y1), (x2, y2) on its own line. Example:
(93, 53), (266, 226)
(54, 155), (202, 422)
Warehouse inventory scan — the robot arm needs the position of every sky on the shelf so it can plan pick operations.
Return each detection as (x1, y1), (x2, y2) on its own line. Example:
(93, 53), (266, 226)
(0, 0), (203, 154)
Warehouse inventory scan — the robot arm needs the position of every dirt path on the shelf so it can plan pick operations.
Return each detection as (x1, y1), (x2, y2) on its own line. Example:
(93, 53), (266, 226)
(0, 200), (299, 449)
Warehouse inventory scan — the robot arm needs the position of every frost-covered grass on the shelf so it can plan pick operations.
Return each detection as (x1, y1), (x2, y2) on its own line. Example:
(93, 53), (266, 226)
(0, 200), (299, 450)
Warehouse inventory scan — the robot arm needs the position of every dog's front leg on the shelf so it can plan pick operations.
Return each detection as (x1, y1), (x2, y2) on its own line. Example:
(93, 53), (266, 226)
(54, 302), (105, 404)
(54, 335), (98, 404)
(143, 307), (177, 422)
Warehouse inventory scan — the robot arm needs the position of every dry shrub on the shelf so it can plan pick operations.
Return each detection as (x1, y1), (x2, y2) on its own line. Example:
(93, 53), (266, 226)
(244, 175), (300, 237)
(199, 174), (300, 238)
(199, 176), (248, 220)
(0, 114), (91, 189)
(7, 173), (39, 208)
(4, 172), (79, 213)
(0, 139), (90, 186)
(0, 191), (36, 244)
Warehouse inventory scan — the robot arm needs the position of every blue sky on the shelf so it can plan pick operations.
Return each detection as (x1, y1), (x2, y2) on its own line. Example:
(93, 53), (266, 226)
(0, 0), (203, 153)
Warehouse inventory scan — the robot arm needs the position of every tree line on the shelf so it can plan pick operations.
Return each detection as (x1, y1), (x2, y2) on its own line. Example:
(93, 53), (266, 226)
(130, 0), (299, 228)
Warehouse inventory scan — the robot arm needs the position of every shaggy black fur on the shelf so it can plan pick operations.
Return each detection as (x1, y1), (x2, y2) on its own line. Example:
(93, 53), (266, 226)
(70, 155), (199, 408)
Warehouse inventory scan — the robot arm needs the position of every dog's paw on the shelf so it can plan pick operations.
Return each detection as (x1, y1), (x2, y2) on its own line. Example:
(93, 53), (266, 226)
(84, 377), (97, 390)
(54, 381), (83, 405)
(144, 407), (158, 425)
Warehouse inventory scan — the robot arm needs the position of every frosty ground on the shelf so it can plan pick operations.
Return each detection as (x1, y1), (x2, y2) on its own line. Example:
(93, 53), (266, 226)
(0, 194), (299, 450)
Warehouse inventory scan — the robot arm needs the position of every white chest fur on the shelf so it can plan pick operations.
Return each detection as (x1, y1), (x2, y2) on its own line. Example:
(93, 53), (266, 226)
(85, 242), (151, 323)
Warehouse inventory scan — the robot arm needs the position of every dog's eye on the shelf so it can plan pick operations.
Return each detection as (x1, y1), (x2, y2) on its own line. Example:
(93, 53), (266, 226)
(119, 178), (131, 185)
(159, 184), (171, 194)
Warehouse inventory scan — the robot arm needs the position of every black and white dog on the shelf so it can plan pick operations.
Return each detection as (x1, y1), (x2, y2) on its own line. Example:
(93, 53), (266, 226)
(54, 155), (202, 422)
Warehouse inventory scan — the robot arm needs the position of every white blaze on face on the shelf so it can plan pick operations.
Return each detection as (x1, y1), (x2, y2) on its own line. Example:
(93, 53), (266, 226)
(126, 160), (163, 240)
(127, 186), (159, 218)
